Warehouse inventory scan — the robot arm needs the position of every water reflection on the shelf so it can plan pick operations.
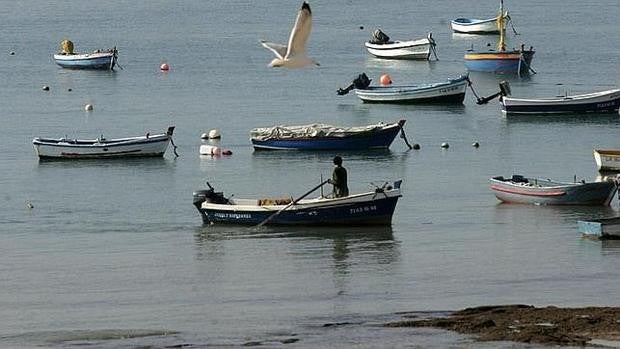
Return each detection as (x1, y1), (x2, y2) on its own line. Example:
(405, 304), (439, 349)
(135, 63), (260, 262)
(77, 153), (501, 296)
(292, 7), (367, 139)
(492, 203), (619, 225)
(251, 148), (411, 165)
(601, 239), (620, 252)
(35, 156), (176, 170)
(193, 225), (399, 266)
(451, 32), (499, 41)
(364, 57), (431, 71)
(503, 113), (620, 125)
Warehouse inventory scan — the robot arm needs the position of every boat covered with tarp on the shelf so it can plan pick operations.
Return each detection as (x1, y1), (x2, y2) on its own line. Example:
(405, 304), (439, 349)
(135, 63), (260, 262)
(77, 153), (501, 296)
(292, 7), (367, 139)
(250, 120), (408, 150)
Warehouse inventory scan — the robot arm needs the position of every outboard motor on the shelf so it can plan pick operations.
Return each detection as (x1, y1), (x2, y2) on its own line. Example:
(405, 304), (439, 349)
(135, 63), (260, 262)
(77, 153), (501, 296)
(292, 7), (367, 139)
(499, 80), (511, 97)
(370, 29), (390, 44)
(337, 73), (372, 95)
(193, 182), (228, 209)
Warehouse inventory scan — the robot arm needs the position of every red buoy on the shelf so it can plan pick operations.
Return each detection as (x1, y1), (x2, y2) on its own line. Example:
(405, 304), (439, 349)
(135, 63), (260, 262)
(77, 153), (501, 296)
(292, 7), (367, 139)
(380, 74), (392, 86)
(160, 63), (170, 71)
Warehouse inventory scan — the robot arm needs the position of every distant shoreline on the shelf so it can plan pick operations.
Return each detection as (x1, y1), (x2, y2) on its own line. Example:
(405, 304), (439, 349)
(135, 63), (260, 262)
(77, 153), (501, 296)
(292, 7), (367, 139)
(386, 304), (620, 346)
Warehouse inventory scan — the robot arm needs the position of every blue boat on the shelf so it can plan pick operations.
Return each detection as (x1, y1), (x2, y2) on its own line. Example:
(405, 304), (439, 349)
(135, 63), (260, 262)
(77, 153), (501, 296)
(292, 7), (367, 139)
(463, 1), (535, 76)
(464, 49), (534, 75)
(578, 217), (620, 239)
(53, 39), (118, 70)
(193, 181), (403, 226)
(250, 120), (407, 151)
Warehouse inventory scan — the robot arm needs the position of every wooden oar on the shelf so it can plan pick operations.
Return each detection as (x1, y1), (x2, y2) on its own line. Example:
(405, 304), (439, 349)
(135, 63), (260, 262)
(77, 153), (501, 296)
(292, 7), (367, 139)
(256, 179), (329, 227)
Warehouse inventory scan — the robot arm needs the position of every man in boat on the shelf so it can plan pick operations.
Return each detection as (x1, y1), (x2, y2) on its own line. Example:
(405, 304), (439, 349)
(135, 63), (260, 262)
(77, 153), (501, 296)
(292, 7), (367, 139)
(328, 156), (349, 198)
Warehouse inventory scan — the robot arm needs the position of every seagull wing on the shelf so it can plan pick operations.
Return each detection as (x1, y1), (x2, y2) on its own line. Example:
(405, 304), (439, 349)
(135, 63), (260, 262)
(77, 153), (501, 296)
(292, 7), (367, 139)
(285, 2), (312, 58)
(260, 41), (287, 59)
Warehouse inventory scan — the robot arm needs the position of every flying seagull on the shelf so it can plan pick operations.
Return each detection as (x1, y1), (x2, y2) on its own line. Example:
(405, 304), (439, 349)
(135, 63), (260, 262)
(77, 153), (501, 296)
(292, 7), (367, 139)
(260, 2), (319, 68)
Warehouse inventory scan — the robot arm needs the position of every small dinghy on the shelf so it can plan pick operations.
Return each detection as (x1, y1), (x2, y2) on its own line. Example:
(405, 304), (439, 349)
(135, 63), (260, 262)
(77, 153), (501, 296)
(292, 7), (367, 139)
(338, 73), (469, 104)
(364, 29), (437, 60)
(489, 175), (618, 206)
(53, 39), (119, 70)
(594, 150), (620, 172)
(250, 120), (409, 150)
(451, 15), (504, 34)
(193, 180), (403, 226)
(33, 126), (176, 159)
(578, 216), (620, 239)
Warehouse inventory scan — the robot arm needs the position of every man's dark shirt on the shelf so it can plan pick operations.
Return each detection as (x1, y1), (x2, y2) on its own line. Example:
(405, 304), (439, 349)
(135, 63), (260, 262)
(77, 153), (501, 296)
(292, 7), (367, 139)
(332, 166), (349, 198)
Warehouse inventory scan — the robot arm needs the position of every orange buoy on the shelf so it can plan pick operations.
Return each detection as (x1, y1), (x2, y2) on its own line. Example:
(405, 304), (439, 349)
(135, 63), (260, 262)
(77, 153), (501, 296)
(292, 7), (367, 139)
(379, 74), (392, 86)
(160, 63), (170, 71)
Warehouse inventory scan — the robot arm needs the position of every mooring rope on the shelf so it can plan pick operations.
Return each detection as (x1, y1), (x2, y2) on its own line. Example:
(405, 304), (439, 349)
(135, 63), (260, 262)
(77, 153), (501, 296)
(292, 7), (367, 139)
(170, 137), (179, 157)
(399, 125), (413, 150)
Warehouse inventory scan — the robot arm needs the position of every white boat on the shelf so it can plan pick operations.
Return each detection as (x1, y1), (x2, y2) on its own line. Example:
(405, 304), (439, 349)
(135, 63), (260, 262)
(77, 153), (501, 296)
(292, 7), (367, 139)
(451, 0), (510, 34)
(450, 16), (503, 34)
(365, 30), (437, 60)
(500, 89), (620, 115)
(490, 175), (618, 206)
(53, 39), (118, 70)
(33, 127), (176, 159)
(594, 149), (620, 172)
(338, 74), (469, 104)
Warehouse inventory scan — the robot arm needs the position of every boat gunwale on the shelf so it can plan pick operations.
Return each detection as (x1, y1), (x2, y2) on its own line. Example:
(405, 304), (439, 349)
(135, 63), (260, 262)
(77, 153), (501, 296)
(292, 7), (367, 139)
(355, 76), (469, 95)
(501, 89), (620, 104)
(364, 38), (431, 50)
(33, 133), (170, 148)
(202, 189), (402, 212)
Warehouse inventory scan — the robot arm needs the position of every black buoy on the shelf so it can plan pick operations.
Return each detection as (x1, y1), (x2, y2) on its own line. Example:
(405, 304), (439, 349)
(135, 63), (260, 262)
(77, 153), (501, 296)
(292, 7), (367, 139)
(10, 51), (15, 55)
(441, 142), (449, 149)
(412, 143), (421, 150)
(67, 88), (72, 92)
(359, 26), (364, 30)
(42, 85), (49, 91)
(472, 142), (480, 148)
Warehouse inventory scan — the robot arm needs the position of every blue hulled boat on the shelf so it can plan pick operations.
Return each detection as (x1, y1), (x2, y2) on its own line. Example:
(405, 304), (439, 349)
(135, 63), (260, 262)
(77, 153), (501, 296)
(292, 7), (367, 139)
(193, 181), (403, 226)
(250, 120), (407, 151)
(463, 1), (535, 76)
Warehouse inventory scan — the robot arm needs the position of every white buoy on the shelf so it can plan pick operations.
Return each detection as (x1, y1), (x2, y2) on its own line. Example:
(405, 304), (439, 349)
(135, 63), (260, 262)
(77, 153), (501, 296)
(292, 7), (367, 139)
(441, 142), (449, 149)
(200, 144), (222, 156)
(208, 129), (221, 139)
(200, 133), (209, 140)
(84, 104), (93, 111)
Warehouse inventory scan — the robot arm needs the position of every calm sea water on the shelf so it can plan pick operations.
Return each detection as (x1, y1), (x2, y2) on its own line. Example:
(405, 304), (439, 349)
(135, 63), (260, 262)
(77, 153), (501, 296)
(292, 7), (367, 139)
(1, 1), (620, 348)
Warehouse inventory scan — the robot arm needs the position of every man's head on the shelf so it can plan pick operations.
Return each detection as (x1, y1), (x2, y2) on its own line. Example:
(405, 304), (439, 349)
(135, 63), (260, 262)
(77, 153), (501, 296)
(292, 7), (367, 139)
(333, 156), (343, 166)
